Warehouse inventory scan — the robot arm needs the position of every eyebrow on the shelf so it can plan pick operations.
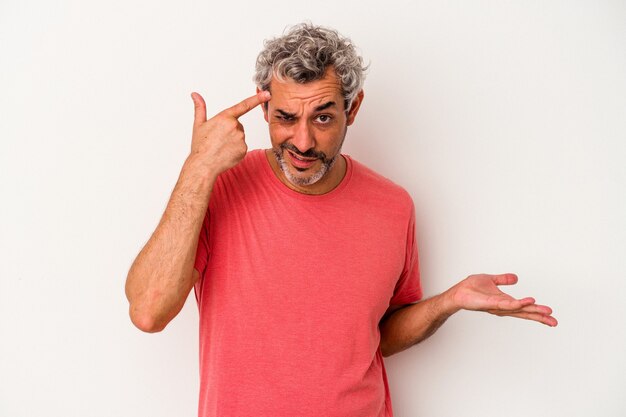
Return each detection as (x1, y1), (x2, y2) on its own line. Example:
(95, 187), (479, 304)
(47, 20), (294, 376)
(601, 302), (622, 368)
(314, 101), (336, 112)
(276, 109), (296, 119)
(274, 101), (337, 119)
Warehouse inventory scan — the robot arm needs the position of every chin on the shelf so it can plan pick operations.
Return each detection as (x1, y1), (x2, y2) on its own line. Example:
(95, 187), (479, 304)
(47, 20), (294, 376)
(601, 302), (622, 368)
(285, 167), (326, 186)
(273, 147), (337, 187)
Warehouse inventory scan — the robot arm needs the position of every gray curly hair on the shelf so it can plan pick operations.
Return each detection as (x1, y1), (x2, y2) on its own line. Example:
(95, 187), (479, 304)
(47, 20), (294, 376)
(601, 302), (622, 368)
(253, 23), (368, 110)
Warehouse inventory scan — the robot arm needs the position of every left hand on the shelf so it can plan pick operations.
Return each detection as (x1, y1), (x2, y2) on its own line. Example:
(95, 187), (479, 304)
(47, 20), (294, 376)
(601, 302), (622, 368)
(447, 274), (558, 327)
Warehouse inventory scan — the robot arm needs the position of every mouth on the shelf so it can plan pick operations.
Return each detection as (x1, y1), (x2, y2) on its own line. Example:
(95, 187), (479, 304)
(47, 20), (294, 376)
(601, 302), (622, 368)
(286, 149), (318, 169)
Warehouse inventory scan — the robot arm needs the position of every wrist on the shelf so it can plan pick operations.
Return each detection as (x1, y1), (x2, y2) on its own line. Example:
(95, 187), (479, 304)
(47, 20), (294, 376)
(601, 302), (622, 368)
(184, 153), (220, 183)
(440, 285), (462, 316)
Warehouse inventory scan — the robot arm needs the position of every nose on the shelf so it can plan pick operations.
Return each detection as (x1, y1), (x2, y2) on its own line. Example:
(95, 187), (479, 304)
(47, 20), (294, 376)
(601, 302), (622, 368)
(291, 119), (315, 153)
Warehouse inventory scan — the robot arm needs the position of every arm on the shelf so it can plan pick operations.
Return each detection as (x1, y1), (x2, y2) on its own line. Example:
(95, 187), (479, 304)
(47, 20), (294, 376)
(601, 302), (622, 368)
(379, 273), (557, 357)
(125, 90), (271, 333)
(124, 156), (215, 333)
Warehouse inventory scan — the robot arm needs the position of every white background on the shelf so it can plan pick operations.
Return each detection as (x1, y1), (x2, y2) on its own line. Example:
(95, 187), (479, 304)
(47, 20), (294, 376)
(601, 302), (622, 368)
(1, 1), (625, 416)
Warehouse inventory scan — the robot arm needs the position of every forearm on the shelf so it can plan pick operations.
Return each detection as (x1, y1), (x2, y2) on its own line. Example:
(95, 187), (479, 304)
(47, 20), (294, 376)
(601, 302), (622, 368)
(125, 155), (217, 332)
(379, 289), (460, 357)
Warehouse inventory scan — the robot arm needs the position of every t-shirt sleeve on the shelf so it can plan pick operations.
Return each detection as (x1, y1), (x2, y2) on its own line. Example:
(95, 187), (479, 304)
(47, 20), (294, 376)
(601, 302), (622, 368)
(389, 201), (423, 305)
(193, 210), (210, 281)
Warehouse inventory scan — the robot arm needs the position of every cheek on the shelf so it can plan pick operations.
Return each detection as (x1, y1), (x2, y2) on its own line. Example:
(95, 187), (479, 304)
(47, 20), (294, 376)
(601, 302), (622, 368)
(319, 126), (345, 148)
(268, 123), (292, 141)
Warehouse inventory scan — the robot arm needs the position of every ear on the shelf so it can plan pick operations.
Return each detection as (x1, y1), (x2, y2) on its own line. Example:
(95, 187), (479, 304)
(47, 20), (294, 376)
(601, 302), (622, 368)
(346, 90), (364, 126)
(257, 87), (269, 122)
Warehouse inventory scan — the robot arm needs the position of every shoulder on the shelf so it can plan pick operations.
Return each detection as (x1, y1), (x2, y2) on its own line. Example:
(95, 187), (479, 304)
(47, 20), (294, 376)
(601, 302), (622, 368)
(209, 149), (268, 206)
(346, 155), (415, 211)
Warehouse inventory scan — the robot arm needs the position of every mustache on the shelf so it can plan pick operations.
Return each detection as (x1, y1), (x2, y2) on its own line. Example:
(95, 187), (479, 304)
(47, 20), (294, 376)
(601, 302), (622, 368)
(281, 143), (327, 161)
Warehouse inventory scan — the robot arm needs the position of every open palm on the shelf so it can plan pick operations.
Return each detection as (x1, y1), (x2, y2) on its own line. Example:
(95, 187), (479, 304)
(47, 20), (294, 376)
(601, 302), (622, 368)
(451, 274), (557, 326)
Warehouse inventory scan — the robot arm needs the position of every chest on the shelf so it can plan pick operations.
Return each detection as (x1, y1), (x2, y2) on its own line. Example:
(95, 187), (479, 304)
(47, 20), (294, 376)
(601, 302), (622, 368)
(205, 192), (408, 327)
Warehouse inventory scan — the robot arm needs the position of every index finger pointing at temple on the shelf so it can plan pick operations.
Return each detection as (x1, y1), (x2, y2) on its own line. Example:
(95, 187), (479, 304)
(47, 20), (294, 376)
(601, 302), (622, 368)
(223, 90), (271, 118)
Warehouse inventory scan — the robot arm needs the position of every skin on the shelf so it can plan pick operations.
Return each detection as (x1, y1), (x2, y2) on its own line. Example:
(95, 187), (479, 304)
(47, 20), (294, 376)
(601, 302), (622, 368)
(125, 70), (557, 358)
(124, 90), (271, 332)
(379, 273), (557, 357)
(259, 68), (363, 195)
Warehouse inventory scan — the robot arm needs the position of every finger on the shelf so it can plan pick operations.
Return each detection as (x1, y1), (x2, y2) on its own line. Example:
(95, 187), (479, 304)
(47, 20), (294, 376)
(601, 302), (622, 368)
(487, 296), (534, 311)
(223, 90), (271, 119)
(494, 311), (559, 327)
(493, 273), (518, 286)
(495, 298), (527, 310)
(526, 303), (553, 315)
(495, 296), (537, 311)
(518, 297), (536, 306)
(489, 303), (551, 315)
(191, 92), (207, 126)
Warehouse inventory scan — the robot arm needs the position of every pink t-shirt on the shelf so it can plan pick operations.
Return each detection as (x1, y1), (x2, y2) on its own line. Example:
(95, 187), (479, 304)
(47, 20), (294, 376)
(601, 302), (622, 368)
(193, 149), (422, 417)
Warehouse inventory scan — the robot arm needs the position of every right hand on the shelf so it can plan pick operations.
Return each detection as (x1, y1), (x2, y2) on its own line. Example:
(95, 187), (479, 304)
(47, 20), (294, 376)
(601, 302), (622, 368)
(189, 90), (271, 176)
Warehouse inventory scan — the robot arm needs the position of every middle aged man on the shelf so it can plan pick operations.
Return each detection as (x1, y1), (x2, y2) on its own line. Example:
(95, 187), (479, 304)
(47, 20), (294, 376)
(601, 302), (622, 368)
(125, 23), (557, 417)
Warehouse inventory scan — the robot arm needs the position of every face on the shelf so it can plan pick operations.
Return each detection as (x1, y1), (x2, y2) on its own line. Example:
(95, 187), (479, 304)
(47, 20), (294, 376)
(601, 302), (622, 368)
(260, 68), (364, 194)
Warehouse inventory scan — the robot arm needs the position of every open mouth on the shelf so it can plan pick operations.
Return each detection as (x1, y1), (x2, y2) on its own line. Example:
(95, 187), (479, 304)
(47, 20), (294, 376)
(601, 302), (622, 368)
(287, 150), (318, 169)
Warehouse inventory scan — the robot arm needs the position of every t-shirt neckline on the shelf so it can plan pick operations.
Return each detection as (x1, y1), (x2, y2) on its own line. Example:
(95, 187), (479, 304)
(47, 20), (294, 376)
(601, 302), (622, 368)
(257, 148), (353, 201)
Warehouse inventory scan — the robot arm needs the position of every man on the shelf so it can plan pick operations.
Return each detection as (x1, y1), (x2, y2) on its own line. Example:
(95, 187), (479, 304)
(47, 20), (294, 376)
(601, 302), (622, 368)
(125, 23), (557, 417)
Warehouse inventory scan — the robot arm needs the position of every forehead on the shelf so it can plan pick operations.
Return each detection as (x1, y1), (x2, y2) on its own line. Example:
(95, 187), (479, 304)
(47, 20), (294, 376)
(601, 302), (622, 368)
(269, 70), (343, 110)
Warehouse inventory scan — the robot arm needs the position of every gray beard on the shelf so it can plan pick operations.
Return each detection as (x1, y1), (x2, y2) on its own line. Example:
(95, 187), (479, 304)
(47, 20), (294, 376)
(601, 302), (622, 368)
(272, 147), (338, 187)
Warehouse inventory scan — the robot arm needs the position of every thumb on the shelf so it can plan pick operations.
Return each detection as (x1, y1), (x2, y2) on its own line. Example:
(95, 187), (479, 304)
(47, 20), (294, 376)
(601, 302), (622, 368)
(191, 92), (207, 126)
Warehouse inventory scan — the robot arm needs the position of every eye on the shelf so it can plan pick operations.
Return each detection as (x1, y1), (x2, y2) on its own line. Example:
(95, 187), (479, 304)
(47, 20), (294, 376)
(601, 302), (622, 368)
(315, 114), (332, 124)
(276, 115), (295, 123)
